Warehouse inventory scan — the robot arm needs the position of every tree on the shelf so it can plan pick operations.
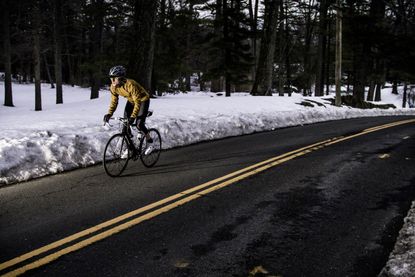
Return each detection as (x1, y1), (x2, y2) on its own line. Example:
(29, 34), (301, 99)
(334, 0), (342, 106)
(153, 0), (205, 93)
(223, 0), (231, 96)
(251, 0), (280, 96)
(207, 0), (225, 92)
(2, 0), (14, 107)
(201, 0), (253, 94)
(2, 0), (413, 102)
(153, 0), (182, 92)
(89, 0), (105, 99)
(383, 0), (415, 92)
(223, 0), (254, 96)
(53, 0), (64, 103)
(296, 0), (317, 96)
(276, 0), (295, 97)
(248, 0), (260, 75)
(33, 0), (42, 111)
(315, 0), (329, 97)
(366, 0), (386, 102)
(128, 0), (159, 93)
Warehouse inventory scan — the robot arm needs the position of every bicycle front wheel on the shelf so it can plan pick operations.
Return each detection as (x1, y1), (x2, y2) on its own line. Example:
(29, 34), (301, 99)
(103, 134), (130, 177)
(139, 128), (162, 168)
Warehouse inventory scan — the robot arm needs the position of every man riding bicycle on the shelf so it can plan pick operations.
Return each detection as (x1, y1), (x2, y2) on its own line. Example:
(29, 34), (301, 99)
(103, 65), (153, 143)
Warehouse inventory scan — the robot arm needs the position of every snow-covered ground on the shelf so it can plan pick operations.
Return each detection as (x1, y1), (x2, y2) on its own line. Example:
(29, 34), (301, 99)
(1, 82), (414, 185)
(0, 81), (415, 275)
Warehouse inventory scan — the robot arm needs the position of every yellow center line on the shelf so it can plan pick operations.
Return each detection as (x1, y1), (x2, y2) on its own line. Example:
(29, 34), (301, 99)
(363, 119), (415, 132)
(1, 118), (415, 276)
(326, 119), (415, 146)
(2, 141), (330, 277)
(0, 138), (334, 273)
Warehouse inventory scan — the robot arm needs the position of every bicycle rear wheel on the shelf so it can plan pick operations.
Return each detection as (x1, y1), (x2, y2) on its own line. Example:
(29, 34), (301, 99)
(139, 128), (162, 168)
(103, 134), (130, 177)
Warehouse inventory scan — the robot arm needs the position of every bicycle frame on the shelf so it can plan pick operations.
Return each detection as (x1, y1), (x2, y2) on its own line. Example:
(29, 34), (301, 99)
(103, 113), (161, 176)
(111, 117), (142, 159)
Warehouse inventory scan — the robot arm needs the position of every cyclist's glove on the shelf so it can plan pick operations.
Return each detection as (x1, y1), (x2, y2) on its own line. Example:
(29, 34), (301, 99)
(128, 117), (136, 125)
(103, 114), (112, 123)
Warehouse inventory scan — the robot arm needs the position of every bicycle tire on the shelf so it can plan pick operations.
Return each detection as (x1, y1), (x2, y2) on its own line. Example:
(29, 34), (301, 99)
(103, 133), (130, 177)
(139, 128), (162, 168)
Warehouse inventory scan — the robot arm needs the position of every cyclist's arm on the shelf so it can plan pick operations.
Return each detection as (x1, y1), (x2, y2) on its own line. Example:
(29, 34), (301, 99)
(108, 89), (119, 115)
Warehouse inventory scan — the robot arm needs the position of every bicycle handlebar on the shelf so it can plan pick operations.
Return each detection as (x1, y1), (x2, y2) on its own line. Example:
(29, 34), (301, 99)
(103, 117), (127, 127)
(103, 110), (153, 127)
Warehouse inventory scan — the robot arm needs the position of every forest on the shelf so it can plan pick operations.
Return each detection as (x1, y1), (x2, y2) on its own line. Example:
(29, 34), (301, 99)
(1, 0), (415, 110)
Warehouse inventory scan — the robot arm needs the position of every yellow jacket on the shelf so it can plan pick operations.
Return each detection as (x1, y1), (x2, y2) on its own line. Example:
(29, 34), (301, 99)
(108, 79), (150, 118)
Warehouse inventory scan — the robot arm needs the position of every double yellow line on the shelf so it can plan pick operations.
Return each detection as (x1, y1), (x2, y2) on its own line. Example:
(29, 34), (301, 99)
(1, 118), (414, 276)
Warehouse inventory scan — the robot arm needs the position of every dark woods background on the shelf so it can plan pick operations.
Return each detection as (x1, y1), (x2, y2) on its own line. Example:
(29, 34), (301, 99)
(1, 0), (415, 109)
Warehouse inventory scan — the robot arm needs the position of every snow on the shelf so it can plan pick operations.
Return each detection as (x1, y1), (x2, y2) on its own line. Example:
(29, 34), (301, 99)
(1, 82), (414, 185)
(0, 81), (415, 274)
(380, 201), (415, 277)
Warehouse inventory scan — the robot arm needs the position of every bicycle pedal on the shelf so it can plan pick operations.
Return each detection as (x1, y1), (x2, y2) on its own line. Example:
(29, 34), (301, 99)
(144, 146), (154, 155)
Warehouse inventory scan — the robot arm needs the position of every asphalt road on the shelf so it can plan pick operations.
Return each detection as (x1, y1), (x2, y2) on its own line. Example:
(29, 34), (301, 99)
(1, 116), (415, 277)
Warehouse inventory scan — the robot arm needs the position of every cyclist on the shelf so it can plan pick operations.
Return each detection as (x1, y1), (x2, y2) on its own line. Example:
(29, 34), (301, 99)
(103, 65), (153, 143)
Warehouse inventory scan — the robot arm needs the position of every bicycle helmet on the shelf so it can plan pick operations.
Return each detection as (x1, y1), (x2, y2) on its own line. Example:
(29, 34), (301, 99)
(109, 65), (126, 77)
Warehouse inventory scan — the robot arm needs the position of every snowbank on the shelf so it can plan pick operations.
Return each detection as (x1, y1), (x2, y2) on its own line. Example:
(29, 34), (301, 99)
(1, 83), (414, 185)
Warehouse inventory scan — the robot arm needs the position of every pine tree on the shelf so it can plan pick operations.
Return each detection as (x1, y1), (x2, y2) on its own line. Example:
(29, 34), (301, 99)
(204, 0), (254, 95)
(2, 0), (14, 107)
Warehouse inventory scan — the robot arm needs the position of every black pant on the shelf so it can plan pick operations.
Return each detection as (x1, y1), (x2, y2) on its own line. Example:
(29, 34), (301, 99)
(124, 100), (150, 134)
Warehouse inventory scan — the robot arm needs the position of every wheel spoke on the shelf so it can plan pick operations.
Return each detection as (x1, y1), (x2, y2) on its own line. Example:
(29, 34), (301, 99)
(103, 134), (130, 176)
(140, 129), (161, 168)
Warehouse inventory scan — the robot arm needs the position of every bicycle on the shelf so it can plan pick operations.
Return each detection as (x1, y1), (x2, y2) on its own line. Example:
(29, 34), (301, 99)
(103, 111), (162, 177)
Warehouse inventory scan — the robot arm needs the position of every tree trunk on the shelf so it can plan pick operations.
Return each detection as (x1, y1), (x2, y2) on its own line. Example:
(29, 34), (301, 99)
(43, 53), (55, 88)
(23, 62), (30, 83)
(334, 0), (342, 106)
(185, 2), (194, 93)
(128, 0), (158, 93)
(370, 0), (386, 102)
(185, 74), (191, 92)
(63, 12), (75, 87)
(284, 4), (291, 97)
(251, 0), (280, 96)
(90, 0), (104, 99)
(248, 0), (259, 80)
(315, 0), (328, 97)
(33, 1), (42, 111)
(402, 82), (407, 108)
(367, 81), (375, 101)
(210, 0), (223, 93)
(353, 66), (366, 101)
(305, 1), (313, 95)
(352, 39), (367, 102)
(392, 79), (398, 94)
(223, 0), (231, 97)
(325, 12), (331, 96)
(277, 0), (284, 96)
(198, 72), (206, 91)
(54, 0), (63, 103)
(302, 0), (314, 97)
(3, 0), (14, 107)
(374, 82), (382, 101)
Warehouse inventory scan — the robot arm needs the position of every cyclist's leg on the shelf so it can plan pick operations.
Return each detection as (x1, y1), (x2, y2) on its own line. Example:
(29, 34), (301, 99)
(124, 101), (134, 135)
(137, 100), (151, 141)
